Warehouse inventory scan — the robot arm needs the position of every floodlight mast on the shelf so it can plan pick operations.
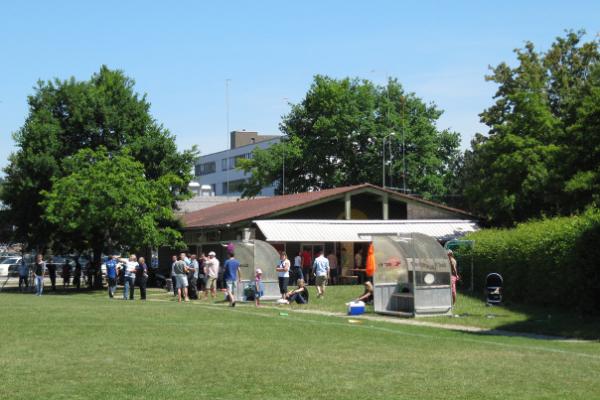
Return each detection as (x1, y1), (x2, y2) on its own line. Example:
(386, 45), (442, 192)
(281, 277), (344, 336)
(382, 132), (395, 188)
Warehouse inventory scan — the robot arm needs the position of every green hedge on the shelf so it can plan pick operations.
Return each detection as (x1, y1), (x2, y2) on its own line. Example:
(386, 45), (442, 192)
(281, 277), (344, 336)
(460, 208), (600, 314)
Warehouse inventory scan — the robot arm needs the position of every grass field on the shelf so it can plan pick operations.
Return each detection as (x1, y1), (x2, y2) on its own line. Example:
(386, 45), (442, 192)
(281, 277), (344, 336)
(1, 287), (599, 399)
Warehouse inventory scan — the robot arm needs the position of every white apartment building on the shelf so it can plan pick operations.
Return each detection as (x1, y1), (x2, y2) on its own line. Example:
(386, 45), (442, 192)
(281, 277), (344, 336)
(194, 130), (281, 196)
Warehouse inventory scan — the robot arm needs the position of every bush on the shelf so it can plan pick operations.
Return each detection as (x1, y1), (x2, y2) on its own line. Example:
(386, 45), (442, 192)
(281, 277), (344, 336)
(462, 208), (600, 314)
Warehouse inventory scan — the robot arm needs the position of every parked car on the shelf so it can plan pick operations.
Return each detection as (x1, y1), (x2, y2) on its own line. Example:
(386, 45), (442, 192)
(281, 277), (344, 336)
(0, 256), (22, 277)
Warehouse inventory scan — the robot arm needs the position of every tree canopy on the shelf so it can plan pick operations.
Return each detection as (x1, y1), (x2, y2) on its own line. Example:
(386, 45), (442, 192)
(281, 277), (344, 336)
(0, 66), (197, 258)
(42, 148), (183, 255)
(238, 76), (461, 200)
(462, 31), (600, 225)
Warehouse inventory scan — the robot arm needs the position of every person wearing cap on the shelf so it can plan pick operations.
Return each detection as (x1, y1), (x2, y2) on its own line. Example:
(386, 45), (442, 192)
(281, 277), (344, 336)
(254, 268), (265, 307)
(448, 250), (459, 304)
(204, 251), (220, 299)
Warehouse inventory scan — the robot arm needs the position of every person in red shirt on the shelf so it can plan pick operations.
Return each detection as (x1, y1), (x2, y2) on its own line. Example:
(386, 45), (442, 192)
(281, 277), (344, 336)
(302, 248), (312, 285)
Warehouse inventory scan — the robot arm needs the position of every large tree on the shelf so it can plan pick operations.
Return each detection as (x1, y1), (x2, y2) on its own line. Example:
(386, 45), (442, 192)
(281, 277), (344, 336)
(41, 148), (184, 259)
(462, 31), (600, 225)
(238, 76), (461, 200)
(1, 66), (197, 259)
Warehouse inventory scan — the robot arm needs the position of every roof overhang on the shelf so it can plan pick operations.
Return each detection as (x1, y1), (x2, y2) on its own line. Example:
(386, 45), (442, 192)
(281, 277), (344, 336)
(253, 219), (479, 242)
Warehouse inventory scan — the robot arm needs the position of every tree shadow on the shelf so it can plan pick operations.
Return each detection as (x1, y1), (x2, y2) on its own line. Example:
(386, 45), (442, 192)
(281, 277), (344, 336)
(455, 289), (600, 341)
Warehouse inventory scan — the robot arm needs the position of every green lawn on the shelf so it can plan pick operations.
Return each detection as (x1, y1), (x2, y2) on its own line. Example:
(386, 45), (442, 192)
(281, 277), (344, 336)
(1, 287), (599, 399)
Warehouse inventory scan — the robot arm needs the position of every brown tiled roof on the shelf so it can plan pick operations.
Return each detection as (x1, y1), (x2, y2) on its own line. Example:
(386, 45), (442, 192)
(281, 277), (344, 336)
(182, 183), (474, 229)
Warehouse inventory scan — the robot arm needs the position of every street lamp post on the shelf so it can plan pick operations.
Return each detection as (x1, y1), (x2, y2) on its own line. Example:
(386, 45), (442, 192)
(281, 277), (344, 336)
(382, 132), (395, 188)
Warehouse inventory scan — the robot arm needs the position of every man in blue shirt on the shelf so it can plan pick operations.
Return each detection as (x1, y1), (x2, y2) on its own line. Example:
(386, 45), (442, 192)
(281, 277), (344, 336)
(223, 252), (241, 307)
(105, 255), (119, 298)
(18, 259), (29, 292)
(313, 249), (330, 299)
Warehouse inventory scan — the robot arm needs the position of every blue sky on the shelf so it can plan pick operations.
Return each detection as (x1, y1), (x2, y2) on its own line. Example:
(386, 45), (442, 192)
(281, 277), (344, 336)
(1, 1), (599, 174)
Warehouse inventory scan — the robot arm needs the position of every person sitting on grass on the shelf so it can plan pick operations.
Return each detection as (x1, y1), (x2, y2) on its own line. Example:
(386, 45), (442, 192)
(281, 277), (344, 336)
(353, 281), (374, 305)
(285, 279), (309, 304)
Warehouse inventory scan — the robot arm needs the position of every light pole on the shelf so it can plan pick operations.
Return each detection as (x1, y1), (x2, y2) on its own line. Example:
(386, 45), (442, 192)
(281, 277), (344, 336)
(282, 98), (289, 196)
(225, 78), (231, 196)
(382, 132), (395, 188)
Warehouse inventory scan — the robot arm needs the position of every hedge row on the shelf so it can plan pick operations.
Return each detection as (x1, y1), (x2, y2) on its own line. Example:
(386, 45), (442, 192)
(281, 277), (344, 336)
(459, 208), (600, 314)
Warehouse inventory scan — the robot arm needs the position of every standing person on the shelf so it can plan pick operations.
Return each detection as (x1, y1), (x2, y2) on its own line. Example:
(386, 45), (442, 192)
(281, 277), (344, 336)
(105, 255), (119, 298)
(136, 257), (149, 300)
(47, 261), (57, 291)
(223, 252), (241, 307)
(197, 253), (206, 295)
(448, 250), (459, 305)
(253, 268), (265, 307)
(33, 254), (46, 296)
(204, 251), (219, 299)
(327, 250), (338, 285)
(62, 260), (71, 289)
(187, 254), (199, 300)
(302, 248), (312, 285)
(313, 249), (330, 299)
(73, 260), (81, 290)
(354, 248), (364, 284)
(122, 255), (138, 300)
(18, 259), (30, 292)
(173, 252), (189, 302)
(292, 250), (304, 284)
(170, 255), (178, 296)
(276, 251), (290, 299)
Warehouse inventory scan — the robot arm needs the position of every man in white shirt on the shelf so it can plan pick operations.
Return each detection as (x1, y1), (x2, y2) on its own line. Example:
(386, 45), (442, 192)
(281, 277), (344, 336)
(204, 251), (220, 299)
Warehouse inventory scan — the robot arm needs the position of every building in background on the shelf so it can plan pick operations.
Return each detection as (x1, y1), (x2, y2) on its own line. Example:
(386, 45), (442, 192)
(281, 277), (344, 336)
(194, 130), (280, 196)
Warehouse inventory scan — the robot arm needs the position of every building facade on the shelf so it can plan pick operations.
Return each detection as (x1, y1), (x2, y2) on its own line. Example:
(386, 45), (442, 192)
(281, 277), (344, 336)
(194, 130), (280, 196)
(168, 184), (478, 283)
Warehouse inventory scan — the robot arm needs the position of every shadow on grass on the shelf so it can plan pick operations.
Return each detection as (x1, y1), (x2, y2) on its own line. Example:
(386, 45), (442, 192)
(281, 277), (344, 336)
(0, 286), (103, 296)
(456, 289), (600, 341)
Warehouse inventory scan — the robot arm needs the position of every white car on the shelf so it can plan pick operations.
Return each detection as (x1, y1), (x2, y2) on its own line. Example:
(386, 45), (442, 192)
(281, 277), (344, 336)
(0, 257), (22, 278)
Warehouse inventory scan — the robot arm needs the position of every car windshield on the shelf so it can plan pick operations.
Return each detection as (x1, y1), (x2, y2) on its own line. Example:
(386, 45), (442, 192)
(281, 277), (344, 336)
(2, 258), (20, 264)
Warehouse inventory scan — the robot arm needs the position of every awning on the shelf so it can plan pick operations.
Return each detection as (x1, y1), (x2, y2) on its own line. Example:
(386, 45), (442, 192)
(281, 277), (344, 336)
(253, 219), (479, 242)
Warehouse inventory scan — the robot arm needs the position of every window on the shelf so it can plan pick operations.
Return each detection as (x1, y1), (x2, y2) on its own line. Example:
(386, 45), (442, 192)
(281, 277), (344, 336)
(195, 161), (216, 176)
(221, 179), (246, 195)
(228, 179), (246, 193)
(221, 158), (228, 171)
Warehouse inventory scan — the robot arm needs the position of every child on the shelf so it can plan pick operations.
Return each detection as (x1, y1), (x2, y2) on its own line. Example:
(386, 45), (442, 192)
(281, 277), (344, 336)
(254, 268), (265, 307)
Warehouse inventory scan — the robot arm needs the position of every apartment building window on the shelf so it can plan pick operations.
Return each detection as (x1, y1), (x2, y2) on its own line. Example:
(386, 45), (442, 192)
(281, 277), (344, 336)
(221, 158), (228, 171)
(222, 179), (246, 195)
(228, 179), (246, 193)
(195, 161), (216, 176)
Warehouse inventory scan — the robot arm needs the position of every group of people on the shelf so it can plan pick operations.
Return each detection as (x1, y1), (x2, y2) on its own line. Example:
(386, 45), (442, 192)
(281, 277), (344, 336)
(104, 254), (149, 300)
(18, 255), (85, 293)
(20, 254), (84, 296)
(277, 248), (331, 303)
(21, 246), (454, 309)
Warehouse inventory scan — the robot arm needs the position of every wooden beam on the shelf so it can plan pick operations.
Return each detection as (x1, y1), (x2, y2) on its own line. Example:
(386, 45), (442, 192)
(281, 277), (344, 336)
(345, 193), (351, 220)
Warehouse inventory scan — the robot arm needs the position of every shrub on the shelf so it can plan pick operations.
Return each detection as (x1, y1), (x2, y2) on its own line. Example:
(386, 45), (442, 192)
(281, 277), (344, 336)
(462, 208), (600, 314)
